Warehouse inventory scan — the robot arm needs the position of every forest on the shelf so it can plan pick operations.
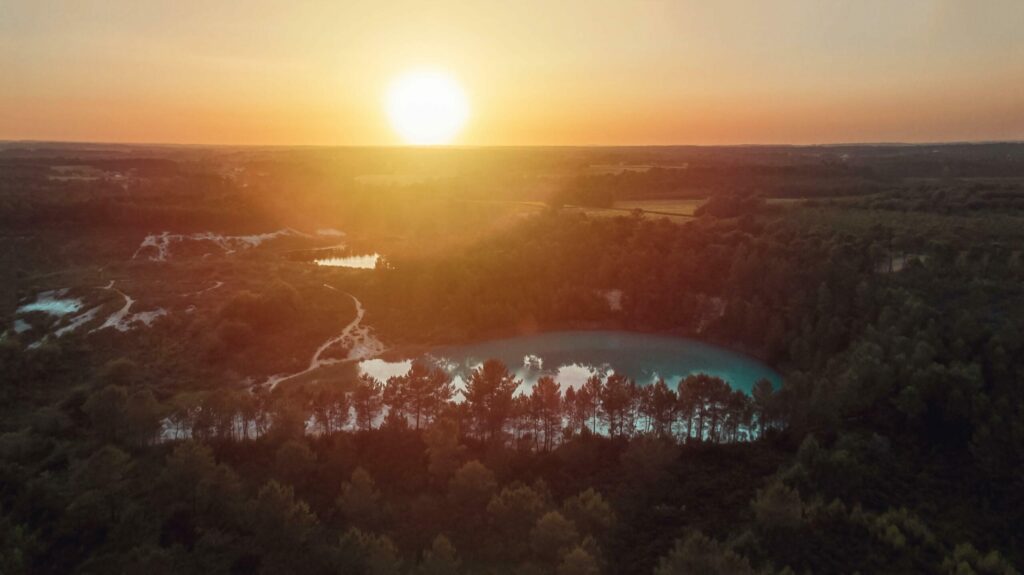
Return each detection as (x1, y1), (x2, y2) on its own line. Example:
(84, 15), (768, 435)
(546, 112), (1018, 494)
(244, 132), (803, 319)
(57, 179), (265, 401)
(0, 145), (1022, 574)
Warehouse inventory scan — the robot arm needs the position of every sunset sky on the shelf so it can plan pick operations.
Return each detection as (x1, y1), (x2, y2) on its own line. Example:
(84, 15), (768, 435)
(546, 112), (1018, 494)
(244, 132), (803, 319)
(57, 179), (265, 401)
(2, 0), (1023, 146)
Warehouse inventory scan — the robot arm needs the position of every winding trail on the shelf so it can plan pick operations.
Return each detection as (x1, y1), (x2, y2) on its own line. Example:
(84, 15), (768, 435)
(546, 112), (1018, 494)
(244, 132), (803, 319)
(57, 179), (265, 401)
(93, 281), (167, 332)
(182, 281), (224, 297)
(263, 292), (383, 390)
(96, 286), (134, 331)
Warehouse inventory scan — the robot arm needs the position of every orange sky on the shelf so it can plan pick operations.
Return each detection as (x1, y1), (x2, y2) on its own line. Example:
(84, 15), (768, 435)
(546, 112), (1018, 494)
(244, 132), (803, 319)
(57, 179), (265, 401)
(2, 0), (1023, 146)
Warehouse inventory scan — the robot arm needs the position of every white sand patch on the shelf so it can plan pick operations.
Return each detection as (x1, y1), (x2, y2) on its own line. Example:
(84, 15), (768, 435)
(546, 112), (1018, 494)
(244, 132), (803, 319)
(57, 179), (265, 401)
(131, 308), (168, 327)
(54, 306), (102, 337)
(132, 228), (309, 261)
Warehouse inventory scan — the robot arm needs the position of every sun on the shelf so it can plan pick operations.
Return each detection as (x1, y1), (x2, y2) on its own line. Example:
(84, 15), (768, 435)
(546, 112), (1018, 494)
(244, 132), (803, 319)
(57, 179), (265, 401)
(386, 69), (469, 145)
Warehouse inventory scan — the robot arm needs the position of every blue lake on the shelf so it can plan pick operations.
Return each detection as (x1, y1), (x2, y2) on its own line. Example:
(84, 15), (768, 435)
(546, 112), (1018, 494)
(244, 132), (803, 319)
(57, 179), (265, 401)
(359, 330), (781, 395)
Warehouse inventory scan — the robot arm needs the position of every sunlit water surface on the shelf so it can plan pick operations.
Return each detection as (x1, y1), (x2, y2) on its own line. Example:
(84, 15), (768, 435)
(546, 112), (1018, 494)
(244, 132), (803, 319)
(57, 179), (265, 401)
(314, 254), (380, 269)
(17, 296), (82, 316)
(359, 330), (781, 397)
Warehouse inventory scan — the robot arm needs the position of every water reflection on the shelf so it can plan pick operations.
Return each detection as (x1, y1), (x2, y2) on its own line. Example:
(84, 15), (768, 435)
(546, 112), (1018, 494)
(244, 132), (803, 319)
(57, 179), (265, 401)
(17, 292), (83, 316)
(357, 356), (682, 400)
(358, 358), (412, 382)
(357, 331), (781, 397)
(315, 253), (380, 269)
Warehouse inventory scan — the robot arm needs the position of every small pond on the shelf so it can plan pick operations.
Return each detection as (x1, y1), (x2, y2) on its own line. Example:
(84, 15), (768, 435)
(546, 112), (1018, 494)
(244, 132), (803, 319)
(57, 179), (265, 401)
(315, 254), (380, 269)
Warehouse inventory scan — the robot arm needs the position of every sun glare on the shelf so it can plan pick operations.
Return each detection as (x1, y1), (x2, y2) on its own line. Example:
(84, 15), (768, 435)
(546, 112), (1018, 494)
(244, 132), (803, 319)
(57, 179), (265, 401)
(386, 69), (469, 145)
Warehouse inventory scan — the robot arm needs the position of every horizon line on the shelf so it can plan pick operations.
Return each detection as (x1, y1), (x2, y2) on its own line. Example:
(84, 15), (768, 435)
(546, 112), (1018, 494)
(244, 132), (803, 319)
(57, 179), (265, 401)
(2, 138), (1024, 151)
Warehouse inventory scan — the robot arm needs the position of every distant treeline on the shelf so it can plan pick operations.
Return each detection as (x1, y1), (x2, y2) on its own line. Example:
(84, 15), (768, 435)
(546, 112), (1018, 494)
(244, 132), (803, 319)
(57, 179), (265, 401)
(557, 164), (890, 207)
(0, 169), (273, 231)
(0, 156), (182, 176)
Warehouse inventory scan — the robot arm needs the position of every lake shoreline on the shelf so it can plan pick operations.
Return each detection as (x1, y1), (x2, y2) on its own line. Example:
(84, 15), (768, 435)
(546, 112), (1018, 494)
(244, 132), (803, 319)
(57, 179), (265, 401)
(364, 327), (783, 393)
(370, 319), (783, 378)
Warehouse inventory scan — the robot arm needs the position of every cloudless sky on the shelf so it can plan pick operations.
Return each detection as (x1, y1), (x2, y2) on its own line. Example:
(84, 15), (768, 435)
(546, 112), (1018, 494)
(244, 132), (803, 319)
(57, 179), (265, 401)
(2, 0), (1023, 145)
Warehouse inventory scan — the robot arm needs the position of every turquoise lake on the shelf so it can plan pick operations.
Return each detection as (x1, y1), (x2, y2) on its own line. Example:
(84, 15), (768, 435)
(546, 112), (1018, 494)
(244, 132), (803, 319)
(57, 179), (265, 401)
(359, 330), (782, 395)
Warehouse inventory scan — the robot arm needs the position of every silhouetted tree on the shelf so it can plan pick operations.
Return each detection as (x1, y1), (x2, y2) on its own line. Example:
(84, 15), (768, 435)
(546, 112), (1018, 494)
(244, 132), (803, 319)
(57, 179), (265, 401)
(353, 374), (384, 431)
(396, 361), (454, 430)
(464, 360), (519, 442)
(532, 376), (562, 451)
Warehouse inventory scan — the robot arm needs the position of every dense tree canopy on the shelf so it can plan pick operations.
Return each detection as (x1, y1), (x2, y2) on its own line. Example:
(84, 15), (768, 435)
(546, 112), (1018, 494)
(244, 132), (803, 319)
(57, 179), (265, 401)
(2, 174), (1023, 573)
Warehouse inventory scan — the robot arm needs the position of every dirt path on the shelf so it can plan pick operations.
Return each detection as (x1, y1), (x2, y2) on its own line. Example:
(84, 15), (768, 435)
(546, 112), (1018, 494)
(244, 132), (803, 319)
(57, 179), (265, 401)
(263, 291), (384, 390)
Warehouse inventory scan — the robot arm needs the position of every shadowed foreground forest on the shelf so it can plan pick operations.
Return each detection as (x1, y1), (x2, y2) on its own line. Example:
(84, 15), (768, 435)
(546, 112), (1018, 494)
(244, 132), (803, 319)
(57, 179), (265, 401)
(1, 146), (1023, 574)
